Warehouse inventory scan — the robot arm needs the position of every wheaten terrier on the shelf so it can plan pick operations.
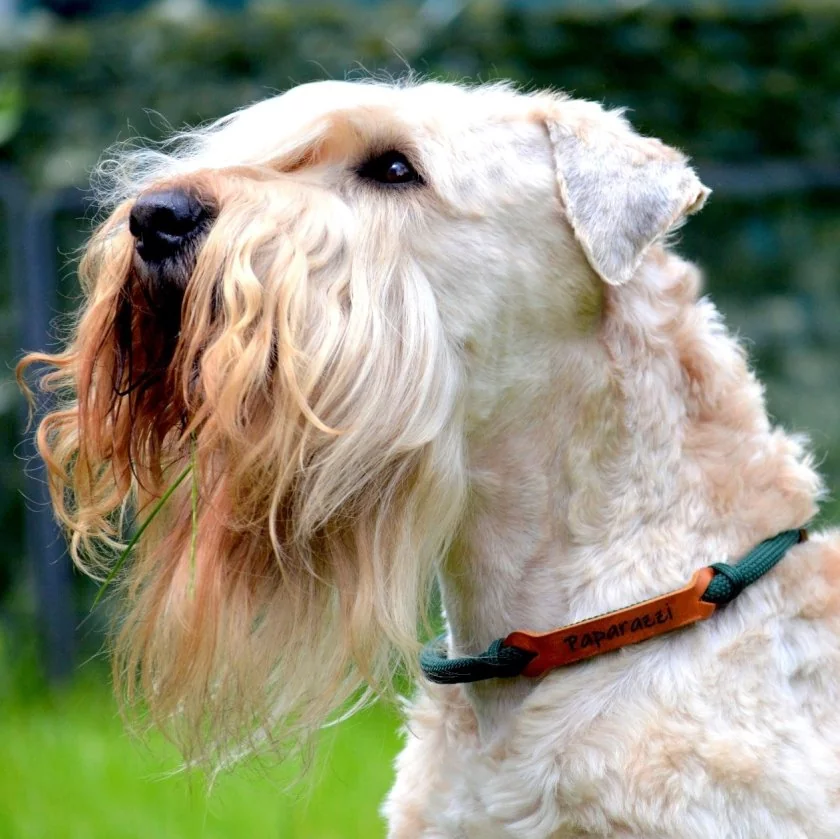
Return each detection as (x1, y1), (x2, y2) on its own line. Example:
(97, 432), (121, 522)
(20, 80), (840, 837)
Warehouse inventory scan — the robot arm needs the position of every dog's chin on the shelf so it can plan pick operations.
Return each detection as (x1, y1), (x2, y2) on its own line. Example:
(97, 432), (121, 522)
(131, 227), (205, 295)
(132, 254), (186, 306)
(109, 241), (206, 402)
(128, 221), (213, 324)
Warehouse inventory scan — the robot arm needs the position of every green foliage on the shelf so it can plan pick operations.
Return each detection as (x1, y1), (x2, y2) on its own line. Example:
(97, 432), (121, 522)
(0, 6), (839, 186)
(0, 73), (23, 148)
(1, 5), (839, 630)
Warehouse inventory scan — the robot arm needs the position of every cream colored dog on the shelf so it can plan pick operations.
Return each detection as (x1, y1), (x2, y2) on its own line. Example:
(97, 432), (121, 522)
(21, 80), (840, 838)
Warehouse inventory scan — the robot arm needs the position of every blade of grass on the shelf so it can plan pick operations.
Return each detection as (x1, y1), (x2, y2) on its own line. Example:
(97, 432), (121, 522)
(92, 463), (193, 609)
(188, 438), (198, 598)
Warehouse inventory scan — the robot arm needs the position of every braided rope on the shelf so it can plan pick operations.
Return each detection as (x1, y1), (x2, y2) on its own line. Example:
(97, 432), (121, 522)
(420, 636), (535, 685)
(702, 528), (804, 604)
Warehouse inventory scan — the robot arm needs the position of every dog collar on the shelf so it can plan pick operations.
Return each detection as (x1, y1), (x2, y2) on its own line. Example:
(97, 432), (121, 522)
(421, 528), (808, 684)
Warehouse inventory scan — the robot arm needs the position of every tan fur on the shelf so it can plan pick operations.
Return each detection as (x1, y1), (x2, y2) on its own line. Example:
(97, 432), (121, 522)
(386, 244), (837, 837)
(18, 79), (840, 835)
(548, 100), (710, 286)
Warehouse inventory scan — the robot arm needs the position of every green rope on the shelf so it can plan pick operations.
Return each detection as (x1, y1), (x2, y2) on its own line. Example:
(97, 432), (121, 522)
(702, 528), (803, 604)
(420, 637), (535, 685)
(420, 528), (806, 685)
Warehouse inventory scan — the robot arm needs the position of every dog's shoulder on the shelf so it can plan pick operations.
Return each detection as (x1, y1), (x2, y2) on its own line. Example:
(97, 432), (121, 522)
(774, 529), (840, 623)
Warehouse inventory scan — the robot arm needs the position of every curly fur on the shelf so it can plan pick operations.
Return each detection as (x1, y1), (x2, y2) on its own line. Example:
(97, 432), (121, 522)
(19, 79), (840, 835)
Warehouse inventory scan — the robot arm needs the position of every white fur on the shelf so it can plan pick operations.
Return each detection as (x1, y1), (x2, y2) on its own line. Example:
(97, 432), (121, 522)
(41, 79), (840, 835)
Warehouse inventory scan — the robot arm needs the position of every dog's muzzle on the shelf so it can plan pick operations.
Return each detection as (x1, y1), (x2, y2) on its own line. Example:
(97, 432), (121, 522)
(129, 188), (209, 263)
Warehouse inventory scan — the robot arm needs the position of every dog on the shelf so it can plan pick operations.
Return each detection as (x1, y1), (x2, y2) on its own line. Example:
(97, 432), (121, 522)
(19, 79), (840, 837)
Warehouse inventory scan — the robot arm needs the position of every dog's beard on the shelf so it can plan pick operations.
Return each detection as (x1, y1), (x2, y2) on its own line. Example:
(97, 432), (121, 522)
(19, 182), (467, 766)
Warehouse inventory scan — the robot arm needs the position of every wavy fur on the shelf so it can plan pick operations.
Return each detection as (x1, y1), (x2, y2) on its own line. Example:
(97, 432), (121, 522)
(19, 97), (467, 762)
(19, 79), (839, 837)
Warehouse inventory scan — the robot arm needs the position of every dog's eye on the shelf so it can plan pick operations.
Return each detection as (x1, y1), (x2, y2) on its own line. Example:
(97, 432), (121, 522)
(357, 151), (422, 186)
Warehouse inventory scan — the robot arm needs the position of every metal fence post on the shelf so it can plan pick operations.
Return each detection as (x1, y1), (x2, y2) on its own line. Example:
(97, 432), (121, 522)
(7, 174), (85, 683)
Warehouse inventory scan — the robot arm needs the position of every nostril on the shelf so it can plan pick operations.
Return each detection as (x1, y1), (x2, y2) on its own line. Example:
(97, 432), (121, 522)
(129, 189), (208, 261)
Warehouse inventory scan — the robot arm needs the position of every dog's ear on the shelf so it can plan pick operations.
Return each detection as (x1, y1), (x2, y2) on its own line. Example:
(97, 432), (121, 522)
(546, 106), (710, 286)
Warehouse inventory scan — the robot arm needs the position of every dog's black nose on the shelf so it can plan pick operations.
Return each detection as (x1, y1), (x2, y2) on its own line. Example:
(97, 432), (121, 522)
(129, 189), (208, 262)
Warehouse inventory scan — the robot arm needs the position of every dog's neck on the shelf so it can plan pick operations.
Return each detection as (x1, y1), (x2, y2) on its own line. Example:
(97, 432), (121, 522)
(439, 247), (820, 737)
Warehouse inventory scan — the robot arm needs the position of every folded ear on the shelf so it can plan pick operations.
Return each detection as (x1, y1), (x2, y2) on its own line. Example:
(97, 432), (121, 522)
(546, 104), (710, 286)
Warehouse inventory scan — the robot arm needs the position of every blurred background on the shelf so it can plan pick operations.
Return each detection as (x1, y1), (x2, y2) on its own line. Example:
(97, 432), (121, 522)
(1, 1), (839, 836)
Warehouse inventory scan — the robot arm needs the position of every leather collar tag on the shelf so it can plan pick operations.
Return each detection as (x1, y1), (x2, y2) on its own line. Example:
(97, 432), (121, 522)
(504, 567), (717, 677)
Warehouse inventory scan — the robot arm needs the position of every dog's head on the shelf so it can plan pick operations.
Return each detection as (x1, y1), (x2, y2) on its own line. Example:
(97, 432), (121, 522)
(20, 80), (708, 763)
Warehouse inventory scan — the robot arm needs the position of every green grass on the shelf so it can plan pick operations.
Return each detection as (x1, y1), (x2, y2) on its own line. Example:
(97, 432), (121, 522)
(0, 667), (403, 839)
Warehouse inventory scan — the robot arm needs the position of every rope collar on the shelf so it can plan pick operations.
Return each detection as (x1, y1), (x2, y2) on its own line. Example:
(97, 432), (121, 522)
(421, 528), (808, 685)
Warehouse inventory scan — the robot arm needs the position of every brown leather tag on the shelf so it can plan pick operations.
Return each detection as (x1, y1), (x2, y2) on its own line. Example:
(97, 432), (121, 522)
(504, 567), (717, 677)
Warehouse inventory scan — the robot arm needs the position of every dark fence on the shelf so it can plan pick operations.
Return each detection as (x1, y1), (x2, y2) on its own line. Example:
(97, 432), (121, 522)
(2, 168), (82, 682)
